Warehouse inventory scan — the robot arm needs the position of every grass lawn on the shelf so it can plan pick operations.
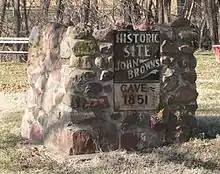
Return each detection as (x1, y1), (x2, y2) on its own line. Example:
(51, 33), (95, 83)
(0, 51), (220, 173)
(0, 62), (28, 93)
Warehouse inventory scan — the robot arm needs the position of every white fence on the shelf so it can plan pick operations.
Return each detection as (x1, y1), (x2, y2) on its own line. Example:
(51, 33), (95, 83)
(0, 37), (29, 54)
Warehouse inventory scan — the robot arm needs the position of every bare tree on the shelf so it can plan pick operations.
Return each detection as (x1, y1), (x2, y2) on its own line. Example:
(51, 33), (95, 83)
(56, 0), (64, 22)
(43, 0), (50, 17)
(205, 0), (218, 46)
(0, 0), (7, 36)
(22, 0), (28, 35)
(14, 0), (21, 37)
(123, 0), (132, 24)
(158, 0), (164, 23)
(164, 0), (171, 23)
(81, 0), (90, 25)
(217, 0), (220, 43)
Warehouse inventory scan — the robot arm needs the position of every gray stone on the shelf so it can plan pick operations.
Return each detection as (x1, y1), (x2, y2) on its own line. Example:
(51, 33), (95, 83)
(72, 39), (98, 56)
(66, 25), (93, 40)
(188, 55), (197, 69)
(163, 68), (174, 77)
(92, 28), (113, 42)
(84, 83), (103, 97)
(22, 22), (199, 155)
(83, 71), (97, 80)
(60, 35), (72, 58)
(62, 93), (81, 108)
(161, 56), (171, 65)
(100, 70), (114, 81)
(29, 26), (40, 45)
(108, 56), (113, 68)
(161, 40), (178, 55)
(178, 30), (198, 42)
(163, 76), (178, 92)
(173, 86), (198, 103)
(99, 121), (118, 151)
(103, 84), (112, 93)
(110, 112), (121, 120)
(100, 43), (113, 54)
(70, 55), (95, 69)
(95, 57), (108, 69)
(179, 45), (196, 54)
(152, 24), (174, 41)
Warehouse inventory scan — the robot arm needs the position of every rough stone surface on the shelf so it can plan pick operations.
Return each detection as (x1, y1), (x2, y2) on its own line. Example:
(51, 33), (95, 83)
(21, 18), (198, 155)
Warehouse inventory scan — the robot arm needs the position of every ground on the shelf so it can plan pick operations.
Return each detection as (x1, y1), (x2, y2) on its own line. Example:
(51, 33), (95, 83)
(0, 51), (220, 174)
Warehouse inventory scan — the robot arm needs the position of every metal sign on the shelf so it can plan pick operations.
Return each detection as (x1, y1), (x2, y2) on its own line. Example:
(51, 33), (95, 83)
(113, 30), (161, 111)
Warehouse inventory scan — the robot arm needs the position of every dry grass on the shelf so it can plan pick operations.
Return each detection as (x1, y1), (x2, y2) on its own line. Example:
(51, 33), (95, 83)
(0, 51), (220, 173)
(0, 62), (28, 93)
(1, 112), (220, 174)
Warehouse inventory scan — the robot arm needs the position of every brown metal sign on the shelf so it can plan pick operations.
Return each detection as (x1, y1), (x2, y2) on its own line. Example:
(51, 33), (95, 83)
(113, 30), (161, 111)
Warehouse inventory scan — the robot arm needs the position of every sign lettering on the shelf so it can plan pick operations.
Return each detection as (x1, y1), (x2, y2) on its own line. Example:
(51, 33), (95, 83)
(113, 30), (161, 111)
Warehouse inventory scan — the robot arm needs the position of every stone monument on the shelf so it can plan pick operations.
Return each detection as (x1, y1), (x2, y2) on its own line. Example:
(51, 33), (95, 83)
(21, 18), (198, 155)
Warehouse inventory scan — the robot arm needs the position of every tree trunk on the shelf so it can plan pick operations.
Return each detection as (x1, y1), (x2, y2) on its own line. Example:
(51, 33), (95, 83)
(14, 0), (21, 61)
(92, 0), (98, 28)
(43, 0), (50, 17)
(217, 0), (220, 43)
(205, 0), (218, 46)
(213, 0), (219, 44)
(133, 0), (141, 24)
(123, 0), (132, 24)
(22, 0), (28, 35)
(81, 0), (90, 25)
(186, 0), (195, 20)
(56, 0), (64, 23)
(0, 0), (7, 37)
(158, 0), (164, 23)
(199, 18), (205, 49)
(164, 0), (171, 23)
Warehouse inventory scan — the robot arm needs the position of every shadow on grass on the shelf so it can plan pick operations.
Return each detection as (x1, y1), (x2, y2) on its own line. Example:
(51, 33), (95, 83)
(154, 147), (220, 171)
(197, 115), (220, 139)
(0, 133), (24, 149)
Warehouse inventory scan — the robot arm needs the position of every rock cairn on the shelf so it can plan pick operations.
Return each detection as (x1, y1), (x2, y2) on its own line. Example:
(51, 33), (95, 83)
(21, 18), (198, 155)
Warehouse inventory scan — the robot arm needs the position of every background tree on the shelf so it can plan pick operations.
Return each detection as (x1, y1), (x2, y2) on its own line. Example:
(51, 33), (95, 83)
(0, 0), (7, 36)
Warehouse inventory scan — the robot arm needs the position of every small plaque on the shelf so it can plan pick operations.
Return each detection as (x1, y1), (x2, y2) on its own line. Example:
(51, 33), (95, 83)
(114, 83), (160, 111)
(113, 30), (161, 111)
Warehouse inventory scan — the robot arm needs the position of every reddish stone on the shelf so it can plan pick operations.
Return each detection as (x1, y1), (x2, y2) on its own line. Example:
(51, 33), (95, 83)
(70, 112), (97, 123)
(51, 69), (61, 82)
(174, 86), (198, 103)
(34, 88), (41, 96)
(85, 96), (109, 109)
(29, 122), (44, 142)
(72, 130), (96, 155)
(182, 70), (197, 83)
(121, 133), (138, 150)
(135, 23), (152, 30)
(171, 17), (190, 28)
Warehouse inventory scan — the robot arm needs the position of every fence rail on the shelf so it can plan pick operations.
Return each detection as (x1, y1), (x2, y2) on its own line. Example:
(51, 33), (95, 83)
(0, 37), (29, 54)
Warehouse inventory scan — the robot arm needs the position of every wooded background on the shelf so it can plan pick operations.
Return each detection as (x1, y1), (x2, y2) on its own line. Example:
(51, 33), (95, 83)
(0, 0), (219, 50)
